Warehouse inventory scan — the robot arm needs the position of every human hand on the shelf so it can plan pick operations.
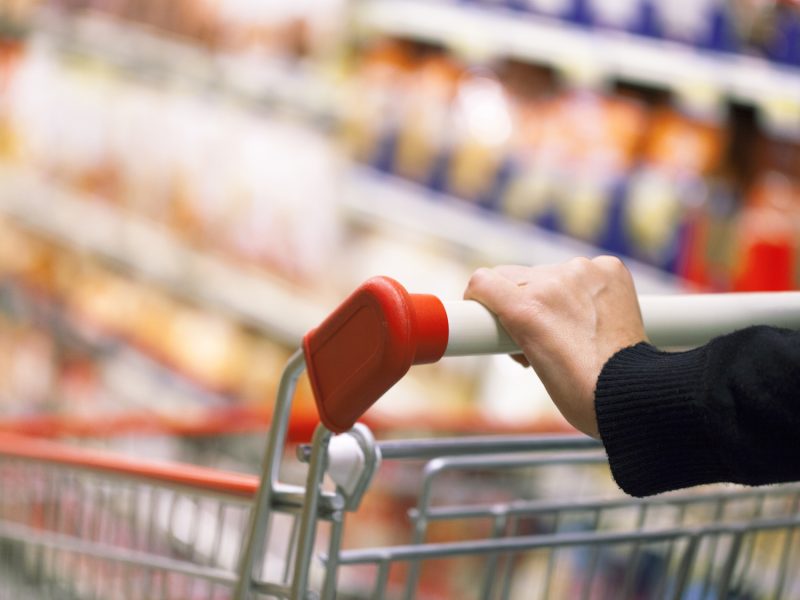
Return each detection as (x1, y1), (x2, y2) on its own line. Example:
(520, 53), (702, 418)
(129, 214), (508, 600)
(463, 256), (647, 438)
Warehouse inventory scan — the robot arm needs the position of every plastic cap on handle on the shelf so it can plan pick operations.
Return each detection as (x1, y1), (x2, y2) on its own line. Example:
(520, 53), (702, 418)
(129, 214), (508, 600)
(303, 276), (449, 434)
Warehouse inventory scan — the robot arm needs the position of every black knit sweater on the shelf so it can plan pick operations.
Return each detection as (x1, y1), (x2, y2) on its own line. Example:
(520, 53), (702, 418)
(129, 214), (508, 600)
(595, 325), (800, 497)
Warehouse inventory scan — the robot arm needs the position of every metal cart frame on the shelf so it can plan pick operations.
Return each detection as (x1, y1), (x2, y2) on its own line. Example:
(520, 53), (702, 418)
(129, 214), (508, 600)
(1, 282), (800, 599)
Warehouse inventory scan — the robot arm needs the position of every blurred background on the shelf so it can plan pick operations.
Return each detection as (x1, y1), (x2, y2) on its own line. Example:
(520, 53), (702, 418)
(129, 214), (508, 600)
(0, 0), (799, 595)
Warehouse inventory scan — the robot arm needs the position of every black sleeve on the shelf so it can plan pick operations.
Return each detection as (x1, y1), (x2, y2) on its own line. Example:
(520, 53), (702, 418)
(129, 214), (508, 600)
(594, 326), (800, 497)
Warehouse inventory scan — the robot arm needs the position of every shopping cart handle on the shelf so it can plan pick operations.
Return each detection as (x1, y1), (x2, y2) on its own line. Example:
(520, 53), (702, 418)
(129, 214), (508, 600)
(303, 276), (800, 433)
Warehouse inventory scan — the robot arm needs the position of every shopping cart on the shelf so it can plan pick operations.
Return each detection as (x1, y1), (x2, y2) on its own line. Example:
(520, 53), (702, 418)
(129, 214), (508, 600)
(1, 276), (800, 599)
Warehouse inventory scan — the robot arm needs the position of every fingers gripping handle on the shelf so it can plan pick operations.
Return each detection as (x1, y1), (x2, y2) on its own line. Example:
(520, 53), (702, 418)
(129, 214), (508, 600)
(439, 290), (800, 352)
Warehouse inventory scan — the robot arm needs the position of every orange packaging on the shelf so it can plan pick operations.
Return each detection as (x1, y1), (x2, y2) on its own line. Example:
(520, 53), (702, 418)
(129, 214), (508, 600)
(625, 109), (726, 270)
(642, 108), (725, 176)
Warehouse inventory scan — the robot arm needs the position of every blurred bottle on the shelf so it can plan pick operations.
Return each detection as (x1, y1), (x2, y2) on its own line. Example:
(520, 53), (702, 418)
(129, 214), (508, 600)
(445, 67), (515, 204)
(732, 173), (799, 291)
(341, 39), (415, 171)
(499, 94), (557, 228)
(502, 88), (646, 247)
(556, 90), (646, 248)
(675, 178), (738, 290)
(392, 50), (462, 186)
(623, 107), (725, 273)
(732, 132), (800, 291)
(497, 62), (556, 228)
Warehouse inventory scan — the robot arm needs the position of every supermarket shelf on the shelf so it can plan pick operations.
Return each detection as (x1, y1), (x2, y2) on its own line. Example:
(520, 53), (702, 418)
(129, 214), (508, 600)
(32, 7), (340, 125)
(358, 0), (800, 130)
(343, 167), (683, 294)
(0, 165), (328, 347)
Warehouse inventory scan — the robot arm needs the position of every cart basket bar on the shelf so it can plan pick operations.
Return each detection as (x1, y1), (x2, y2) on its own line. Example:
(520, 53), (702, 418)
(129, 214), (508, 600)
(0, 432), (259, 498)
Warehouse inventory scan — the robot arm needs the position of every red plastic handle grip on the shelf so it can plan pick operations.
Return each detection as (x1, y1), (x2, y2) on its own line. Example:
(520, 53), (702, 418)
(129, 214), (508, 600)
(302, 277), (449, 433)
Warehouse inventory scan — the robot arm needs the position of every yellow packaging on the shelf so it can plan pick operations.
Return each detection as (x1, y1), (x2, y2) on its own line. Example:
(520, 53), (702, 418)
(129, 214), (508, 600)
(393, 54), (462, 182)
(342, 40), (415, 163)
(625, 109), (725, 263)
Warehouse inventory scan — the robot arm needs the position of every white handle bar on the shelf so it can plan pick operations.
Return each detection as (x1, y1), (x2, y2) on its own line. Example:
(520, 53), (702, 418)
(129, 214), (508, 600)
(304, 278), (800, 433)
(443, 292), (800, 355)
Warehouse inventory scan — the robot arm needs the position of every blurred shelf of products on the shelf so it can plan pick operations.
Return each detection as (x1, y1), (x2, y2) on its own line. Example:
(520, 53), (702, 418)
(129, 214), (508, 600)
(347, 7), (800, 292)
(0, 0), (799, 444)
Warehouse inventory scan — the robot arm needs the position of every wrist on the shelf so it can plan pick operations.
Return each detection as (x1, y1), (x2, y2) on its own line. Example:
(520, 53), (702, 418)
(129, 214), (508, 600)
(594, 342), (722, 496)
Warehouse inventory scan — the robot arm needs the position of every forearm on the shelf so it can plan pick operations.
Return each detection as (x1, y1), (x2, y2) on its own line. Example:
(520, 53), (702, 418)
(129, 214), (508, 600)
(596, 326), (800, 496)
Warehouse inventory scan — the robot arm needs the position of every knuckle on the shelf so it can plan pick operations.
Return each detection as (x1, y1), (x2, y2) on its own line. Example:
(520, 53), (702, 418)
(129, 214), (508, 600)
(566, 256), (594, 279)
(468, 267), (491, 285)
(593, 254), (621, 267)
(465, 268), (493, 296)
(593, 255), (627, 274)
(529, 278), (562, 306)
(568, 256), (592, 270)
